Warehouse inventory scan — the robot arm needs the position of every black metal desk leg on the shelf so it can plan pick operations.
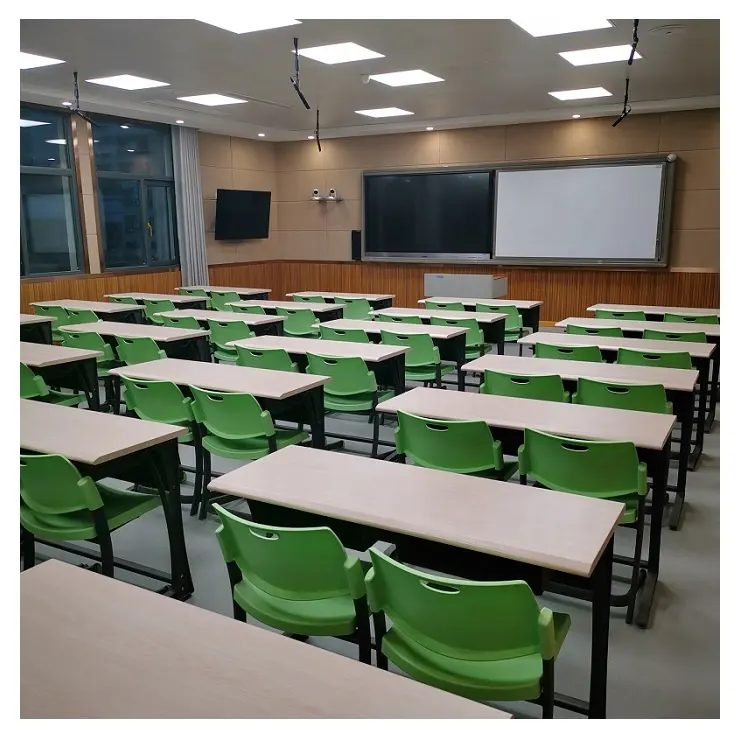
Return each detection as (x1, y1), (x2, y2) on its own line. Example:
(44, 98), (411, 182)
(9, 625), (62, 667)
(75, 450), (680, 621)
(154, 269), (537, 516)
(78, 358), (101, 411)
(670, 392), (694, 531)
(391, 355), (406, 396)
(305, 386), (326, 449)
(494, 317), (505, 355)
(588, 534), (613, 719)
(454, 337), (466, 391)
(706, 348), (720, 432)
(690, 358), (710, 471)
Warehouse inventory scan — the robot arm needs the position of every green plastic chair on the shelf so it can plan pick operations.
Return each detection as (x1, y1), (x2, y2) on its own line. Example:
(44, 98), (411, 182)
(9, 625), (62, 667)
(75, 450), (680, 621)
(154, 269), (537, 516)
(378, 314), (423, 324)
(213, 504), (371, 661)
(643, 329), (707, 343)
(365, 547), (569, 716)
(230, 304), (266, 315)
(60, 329), (120, 411)
(320, 326), (370, 343)
(617, 347), (693, 370)
(663, 312), (719, 324)
(431, 317), (491, 360)
(115, 336), (166, 365)
(573, 377), (672, 415)
(306, 353), (393, 458)
(476, 303), (525, 354)
(179, 288), (212, 309)
(395, 410), (513, 479)
(63, 308), (100, 326)
(144, 299), (176, 324)
(189, 386), (308, 519)
(277, 307), (320, 338)
(425, 300), (466, 311)
(33, 304), (70, 342)
(294, 294), (326, 304)
(595, 309), (646, 320)
(335, 297), (372, 320)
(20, 362), (85, 407)
(380, 329), (455, 387)
(207, 319), (255, 362)
(534, 342), (603, 363)
(481, 369), (569, 403)
(566, 324), (624, 338)
(236, 346), (299, 373)
(210, 291), (241, 312)
(109, 296), (139, 304)
(161, 314), (202, 329)
(518, 428), (647, 623)
(20, 453), (162, 577)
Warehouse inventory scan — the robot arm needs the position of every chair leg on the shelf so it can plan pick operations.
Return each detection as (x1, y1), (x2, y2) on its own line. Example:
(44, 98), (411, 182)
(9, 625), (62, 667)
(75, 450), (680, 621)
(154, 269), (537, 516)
(355, 598), (372, 664)
(198, 450), (213, 520)
(625, 499), (646, 624)
(371, 411), (380, 458)
(372, 612), (388, 670)
(21, 527), (35, 570)
(192, 434), (204, 516)
(111, 375), (122, 415)
(95, 518), (115, 578)
(541, 659), (555, 719)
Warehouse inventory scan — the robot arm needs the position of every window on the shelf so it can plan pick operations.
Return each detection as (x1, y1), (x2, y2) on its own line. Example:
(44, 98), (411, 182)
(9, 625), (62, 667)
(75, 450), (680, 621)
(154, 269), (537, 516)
(20, 105), (84, 276)
(93, 117), (178, 270)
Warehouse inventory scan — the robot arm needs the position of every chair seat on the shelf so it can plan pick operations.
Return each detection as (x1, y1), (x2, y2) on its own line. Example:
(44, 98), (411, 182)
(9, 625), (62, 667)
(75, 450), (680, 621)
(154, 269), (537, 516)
(41, 390), (87, 407)
(504, 331), (523, 341)
(284, 329), (320, 338)
(404, 363), (456, 382)
(323, 389), (394, 412)
(202, 429), (309, 459)
(465, 344), (492, 360)
(233, 579), (356, 637)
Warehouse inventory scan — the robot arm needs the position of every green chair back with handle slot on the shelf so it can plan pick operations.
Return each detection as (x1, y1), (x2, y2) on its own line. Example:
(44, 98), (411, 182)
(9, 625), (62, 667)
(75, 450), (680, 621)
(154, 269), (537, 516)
(143, 299), (176, 324)
(643, 329), (707, 343)
(380, 329), (455, 387)
(20, 453), (162, 577)
(114, 335), (166, 365)
(294, 294), (325, 304)
(320, 326), (370, 343)
(475, 303), (525, 352)
(210, 291), (241, 312)
(236, 346), (298, 373)
(65, 308), (100, 325)
(207, 319), (255, 362)
(566, 324), (624, 338)
(276, 307), (319, 338)
(663, 312), (719, 324)
(213, 504), (370, 661)
(179, 288), (211, 308)
(20, 362), (85, 407)
(378, 313), (423, 324)
(60, 329), (116, 365)
(109, 296), (138, 304)
(230, 304), (266, 315)
(33, 304), (70, 343)
(595, 309), (646, 320)
(481, 369), (569, 403)
(534, 342), (603, 363)
(431, 316), (490, 360)
(617, 347), (693, 370)
(425, 300), (465, 311)
(189, 386), (308, 518)
(365, 547), (569, 715)
(573, 377), (672, 415)
(161, 314), (202, 330)
(335, 297), (372, 320)
(395, 410), (513, 479)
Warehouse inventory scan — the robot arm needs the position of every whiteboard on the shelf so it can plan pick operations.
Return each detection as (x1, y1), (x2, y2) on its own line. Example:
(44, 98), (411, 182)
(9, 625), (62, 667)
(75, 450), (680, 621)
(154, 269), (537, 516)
(493, 163), (665, 262)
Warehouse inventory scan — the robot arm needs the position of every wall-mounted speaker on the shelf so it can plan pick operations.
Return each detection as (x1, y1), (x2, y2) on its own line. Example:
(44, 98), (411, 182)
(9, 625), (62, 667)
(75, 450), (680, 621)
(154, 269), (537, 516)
(351, 230), (362, 261)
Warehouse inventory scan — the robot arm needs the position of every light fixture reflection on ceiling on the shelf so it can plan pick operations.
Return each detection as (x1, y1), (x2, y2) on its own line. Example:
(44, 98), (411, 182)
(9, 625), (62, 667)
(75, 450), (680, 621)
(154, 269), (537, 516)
(21, 52), (65, 69)
(86, 74), (170, 90)
(195, 18), (301, 34)
(297, 42), (384, 65)
(549, 87), (612, 101)
(177, 94), (247, 106)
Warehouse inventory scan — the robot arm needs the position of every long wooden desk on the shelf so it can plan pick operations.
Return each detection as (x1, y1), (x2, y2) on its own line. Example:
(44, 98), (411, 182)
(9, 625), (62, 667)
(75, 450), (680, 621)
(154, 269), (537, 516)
(21, 560), (508, 719)
(229, 335), (408, 395)
(587, 303), (719, 319)
(209, 445), (622, 718)
(230, 299), (344, 320)
(155, 308), (284, 336)
(419, 296), (543, 330)
(377, 386), (673, 632)
(177, 285), (271, 300)
(110, 358), (330, 448)
(20, 314), (52, 344)
(288, 291), (395, 310)
(20, 400), (192, 598)
(59, 320), (210, 362)
(105, 291), (207, 310)
(20, 341), (102, 410)
(30, 298), (144, 323)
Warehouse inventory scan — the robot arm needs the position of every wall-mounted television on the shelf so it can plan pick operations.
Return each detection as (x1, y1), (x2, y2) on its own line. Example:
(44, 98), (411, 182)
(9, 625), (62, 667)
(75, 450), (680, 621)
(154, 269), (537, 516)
(215, 189), (271, 240)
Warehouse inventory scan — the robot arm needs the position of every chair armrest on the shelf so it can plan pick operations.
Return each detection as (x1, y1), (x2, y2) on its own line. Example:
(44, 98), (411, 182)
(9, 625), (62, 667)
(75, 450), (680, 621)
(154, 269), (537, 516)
(517, 443), (529, 475)
(492, 440), (504, 471)
(637, 463), (648, 496)
(538, 606), (557, 659)
(345, 555), (366, 600)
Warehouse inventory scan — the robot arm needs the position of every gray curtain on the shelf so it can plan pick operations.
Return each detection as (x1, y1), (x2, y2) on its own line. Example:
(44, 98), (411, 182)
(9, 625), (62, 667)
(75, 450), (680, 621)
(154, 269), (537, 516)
(172, 126), (209, 285)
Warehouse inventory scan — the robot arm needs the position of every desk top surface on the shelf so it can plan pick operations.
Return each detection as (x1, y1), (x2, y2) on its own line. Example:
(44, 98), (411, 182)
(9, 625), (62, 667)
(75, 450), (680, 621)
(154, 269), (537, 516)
(588, 302), (720, 316)
(111, 358), (329, 399)
(370, 307), (507, 323)
(29, 299), (143, 314)
(20, 341), (102, 368)
(377, 386), (675, 451)
(155, 308), (282, 326)
(177, 285), (271, 296)
(20, 314), (54, 325)
(105, 292), (202, 303)
(520, 331), (715, 359)
(209, 446), (623, 577)
(230, 299), (342, 313)
(419, 297), (543, 309)
(20, 399), (186, 465)
(557, 316), (720, 337)
(462, 353), (699, 392)
(20, 560), (509, 719)
(229, 335), (408, 362)
(321, 318), (466, 340)
(288, 291), (395, 301)
(59, 321), (209, 342)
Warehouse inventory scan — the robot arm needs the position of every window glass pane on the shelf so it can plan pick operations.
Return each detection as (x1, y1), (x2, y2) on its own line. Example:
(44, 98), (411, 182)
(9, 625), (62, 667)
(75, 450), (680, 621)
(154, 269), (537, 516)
(98, 178), (146, 269)
(20, 106), (70, 168)
(92, 119), (173, 176)
(20, 174), (81, 275)
(146, 183), (178, 265)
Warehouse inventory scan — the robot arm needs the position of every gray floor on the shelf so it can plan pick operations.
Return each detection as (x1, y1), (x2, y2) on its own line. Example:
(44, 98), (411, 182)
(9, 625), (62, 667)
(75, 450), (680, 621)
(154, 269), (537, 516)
(38, 341), (720, 719)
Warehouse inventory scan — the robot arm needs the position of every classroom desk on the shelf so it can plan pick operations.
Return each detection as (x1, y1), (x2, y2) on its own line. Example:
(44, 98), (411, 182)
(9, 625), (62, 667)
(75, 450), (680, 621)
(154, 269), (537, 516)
(60, 321), (211, 362)
(20, 341), (102, 410)
(110, 358), (330, 448)
(288, 291), (395, 310)
(155, 308), (284, 336)
(176, 285), (271, 300)
(462, 353), (698, 530)
(587, 303), (719, 319)
(208, 445), (623, 718)
(20, 400), (192, 598)
(230, 335), (408, 396)
(105, 291), (208, 310)
(20, 314), (53, 344)
(30, 298), (144, 324)
(419, 297), (543, 331)
(369, 307), (508, 354)
(230, 299), (345, 320)
(376, 386), (675, 632)
(321, 318), (468, 390)
(21, 560), (508, 719)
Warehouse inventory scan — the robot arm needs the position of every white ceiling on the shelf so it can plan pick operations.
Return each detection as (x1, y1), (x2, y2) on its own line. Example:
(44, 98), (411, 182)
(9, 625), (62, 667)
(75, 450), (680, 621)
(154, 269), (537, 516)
(20, 19), (719, 141)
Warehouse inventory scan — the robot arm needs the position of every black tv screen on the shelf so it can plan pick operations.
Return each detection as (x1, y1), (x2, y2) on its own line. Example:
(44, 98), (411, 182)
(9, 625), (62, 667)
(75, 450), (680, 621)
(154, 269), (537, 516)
(363, 170), (494, 259)
(215, 189), (271, 240)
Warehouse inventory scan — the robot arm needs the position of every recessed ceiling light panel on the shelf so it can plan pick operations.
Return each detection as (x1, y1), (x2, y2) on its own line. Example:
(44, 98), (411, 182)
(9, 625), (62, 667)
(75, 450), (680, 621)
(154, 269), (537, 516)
(511, 18), (612, 37)
(177, 94), (247, 106)
(20, 119), (50, 128)
(20, 52), (64, 69)
(355, 107), (414, 118)
(45, 139), (67, 145)
(87, 74), (170, 90)
(369, 69), (444, 87)
(549, 87), (612, 101)
(298, 42), (384, 64)
(195, 18), (300, 34)
(559, 44), (642, 66)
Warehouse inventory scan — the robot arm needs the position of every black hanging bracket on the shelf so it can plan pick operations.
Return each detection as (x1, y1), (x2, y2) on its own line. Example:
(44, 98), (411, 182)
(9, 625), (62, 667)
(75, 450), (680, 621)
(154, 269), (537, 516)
(290, 37), (311, 110)
(69, 71), (95, 125)
(314, 108), (321, 152)
(612, 20), (639, 127)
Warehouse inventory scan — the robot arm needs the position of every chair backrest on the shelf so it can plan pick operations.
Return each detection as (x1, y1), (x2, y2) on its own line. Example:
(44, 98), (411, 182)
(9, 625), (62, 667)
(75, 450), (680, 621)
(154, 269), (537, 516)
(143, 299), (176, 321)
(518, 428), (646, 499)
(230, 304), (266, 315)
(276, 307), (317, 335)
(20, 362), (48, 399)
(306, 353), (376, 396)
(236, 346), (298, 373)
(179, 288), (209, 297)
(595, 309), (646, 320)
(189, 386), (275, 439)
(430, 316), (483, 347)
(574, 377), (669, 414)
(481, 369), (567, 403)
(395, 410), (499, 474)
(213, 505), (354, 600)
(114, 336), (166, 365)
(33, 304), (69, 329)
(475, 303), (521, 329)
(109, 296), (138, 304)
(365, 548), (543, 661)
(534, 342), (603, 363)
(565, 324), (624, 338)
(642, 328), (707, 343)
(663, 312), (719, 324)
(210, 291), (241, 312)
(425, 300), (466, 311)
(119, 374), (193, 425)
(617, 347), (693, 370)
(65, 308), (100, 325)
(60, 329), (114, 361)
(297, 295), (326, 304)
(319, 326), (370, 343)
(161, 314), (202, 329)
(207, 319), (255, 350)
(336, 297), (372, 320)
(378, 313), (423, 324)
(20, 453), (103, 515)
(379, 329), (438, 367)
